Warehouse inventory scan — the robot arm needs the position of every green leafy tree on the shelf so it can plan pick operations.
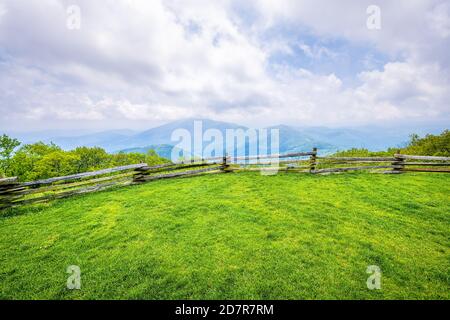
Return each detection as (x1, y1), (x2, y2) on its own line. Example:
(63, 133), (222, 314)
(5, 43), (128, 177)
(332, 148), (396, 157)
(332, 130), (449, 158)
(72, 147), (111, 173)
(111, 150), (167, 167)
(0, 134), (21, 177)
(145, 149), (167, 166)
(9, 142), (62, 181)
(4, 140), (168, 181)
(402, 130), (450, 156)
(111, 152), (145, 166)
(31, 151), (80, 180)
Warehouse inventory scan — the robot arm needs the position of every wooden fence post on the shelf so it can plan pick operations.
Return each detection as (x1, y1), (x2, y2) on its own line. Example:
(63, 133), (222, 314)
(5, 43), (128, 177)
(310, 148), (318, 173)
(222, 154), (231, 173)
(132, 168), (144, 183)
(392, 150), (405, 174)
(0, 177), (22, 209)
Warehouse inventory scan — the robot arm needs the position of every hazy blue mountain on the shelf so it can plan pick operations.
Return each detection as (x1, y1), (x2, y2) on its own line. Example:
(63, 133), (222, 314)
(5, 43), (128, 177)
(45, 130), (136, 151)
(294, 126), (411, 151)
(4, 129), (97, 145)
(4, 118), (434, 159)
(117, 121), (338, 158)
(268, 125), (337, 155)
(117, 119), (247, 158)
(121, 118), (246, 148)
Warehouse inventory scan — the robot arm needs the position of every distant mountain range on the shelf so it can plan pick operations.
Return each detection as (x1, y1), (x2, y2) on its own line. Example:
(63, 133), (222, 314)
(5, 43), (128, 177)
(5, 118), (443, 159)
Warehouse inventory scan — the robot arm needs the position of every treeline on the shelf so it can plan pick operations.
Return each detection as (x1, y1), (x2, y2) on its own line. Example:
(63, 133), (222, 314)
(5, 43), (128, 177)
(2, 129), (448, 180)
(0, 135), (168, 181)
(332, 129), (450, 157)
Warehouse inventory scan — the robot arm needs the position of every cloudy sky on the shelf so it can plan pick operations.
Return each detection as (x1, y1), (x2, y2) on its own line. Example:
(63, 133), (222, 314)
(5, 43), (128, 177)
(0, 0), (449, 131)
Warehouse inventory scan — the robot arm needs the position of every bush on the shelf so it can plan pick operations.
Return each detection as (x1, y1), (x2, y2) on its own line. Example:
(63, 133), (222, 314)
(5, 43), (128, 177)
(0, 134), (20, 176)
(401, 130), (450, 156)
(331, 148), (397, 157)
(0, 134), (168, 181)
(332, 129), (449, 158)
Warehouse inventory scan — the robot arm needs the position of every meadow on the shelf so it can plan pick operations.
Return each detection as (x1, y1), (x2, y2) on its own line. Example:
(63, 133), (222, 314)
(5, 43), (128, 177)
(0, 172), (448, 299)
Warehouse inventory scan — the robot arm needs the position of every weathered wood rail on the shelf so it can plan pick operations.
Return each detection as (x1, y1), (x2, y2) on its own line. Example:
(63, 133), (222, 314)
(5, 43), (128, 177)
(1, 150), (448, 210)
(0, 164), (148, 209)
(132, 161), (225, 183)
(314, 153), (450, 174)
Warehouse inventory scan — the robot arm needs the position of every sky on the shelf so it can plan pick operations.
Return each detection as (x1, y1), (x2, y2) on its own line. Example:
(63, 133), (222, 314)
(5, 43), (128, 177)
(0, 0), (449, 132)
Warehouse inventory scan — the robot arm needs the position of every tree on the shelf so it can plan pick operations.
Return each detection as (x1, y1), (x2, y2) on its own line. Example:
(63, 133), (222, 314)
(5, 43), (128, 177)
(402, 130), (450, 156)
(4, 141), (168, 181)
(8, 142), (62, 181)
(0, 134), (21, 177)
(72, 147), (111, 173)
(31, 151), (80, 180)
(331, 130), (450, 157)
(145, 149), (167, 166)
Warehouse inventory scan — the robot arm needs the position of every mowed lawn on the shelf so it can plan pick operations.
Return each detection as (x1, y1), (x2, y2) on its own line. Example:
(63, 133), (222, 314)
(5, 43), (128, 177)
(0, 172), (449, 299)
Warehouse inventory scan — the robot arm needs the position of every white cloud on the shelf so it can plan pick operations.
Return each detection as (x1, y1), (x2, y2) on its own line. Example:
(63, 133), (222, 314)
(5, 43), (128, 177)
(356, 61), (450, 118)
(0, 0), (448, 131)
(427, 2), (450, 38)
(0, 3), (6, 17)
(298, 43), (337, 60)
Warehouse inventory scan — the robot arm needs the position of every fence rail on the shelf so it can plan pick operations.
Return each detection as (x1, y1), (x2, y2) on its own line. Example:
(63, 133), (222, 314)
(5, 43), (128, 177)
(1, 150), (449, 210)
(0, 163), (148, 209)
(394, 154), (450, 161)
(232, 151), (315, 162)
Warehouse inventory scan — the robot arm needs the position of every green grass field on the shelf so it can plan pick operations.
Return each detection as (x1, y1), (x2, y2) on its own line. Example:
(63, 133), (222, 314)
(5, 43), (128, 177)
(0, 172), (449, 299)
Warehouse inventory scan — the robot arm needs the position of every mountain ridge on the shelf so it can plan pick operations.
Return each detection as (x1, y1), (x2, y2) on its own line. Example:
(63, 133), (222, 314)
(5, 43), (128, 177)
(4, 118), (434, 159)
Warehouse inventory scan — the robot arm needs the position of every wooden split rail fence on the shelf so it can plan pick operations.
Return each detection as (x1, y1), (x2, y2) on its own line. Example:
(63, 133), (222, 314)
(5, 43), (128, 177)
(1, 150), (449, 209)
(313, 154), (450, 174)
(0, 163), (147, 210)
